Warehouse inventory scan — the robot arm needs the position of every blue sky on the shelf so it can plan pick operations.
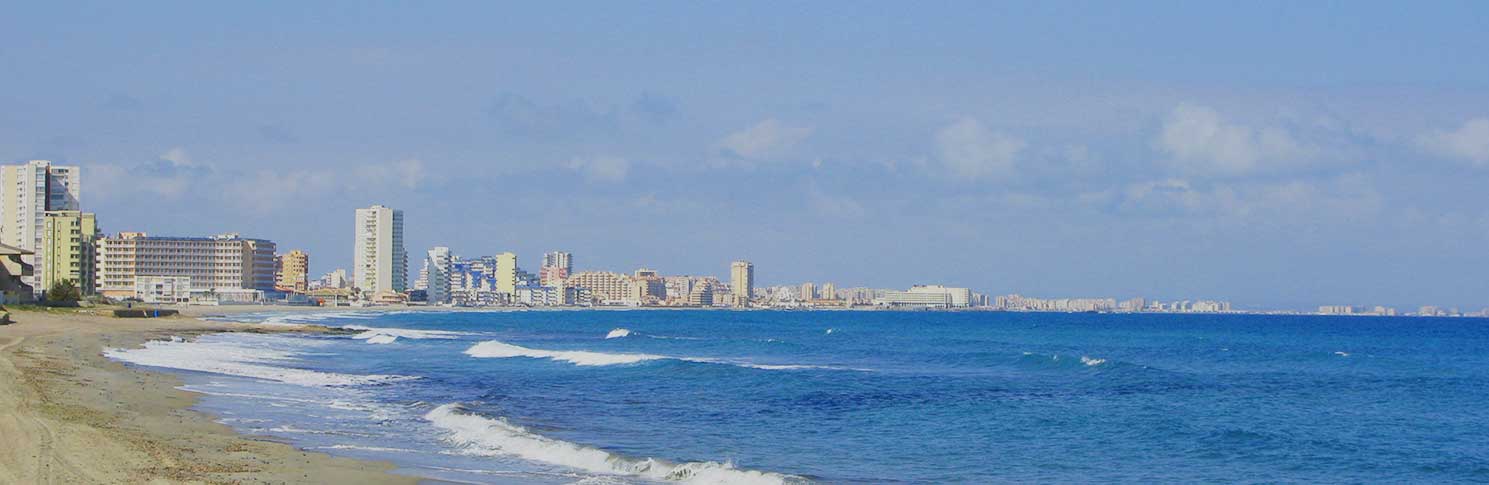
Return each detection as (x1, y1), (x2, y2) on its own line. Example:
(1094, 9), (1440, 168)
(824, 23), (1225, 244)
(3, 1), (1487, 309)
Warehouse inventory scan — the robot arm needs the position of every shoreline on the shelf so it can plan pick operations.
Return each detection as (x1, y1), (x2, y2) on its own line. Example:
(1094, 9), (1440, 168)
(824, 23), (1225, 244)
(0, 306), (418, 484)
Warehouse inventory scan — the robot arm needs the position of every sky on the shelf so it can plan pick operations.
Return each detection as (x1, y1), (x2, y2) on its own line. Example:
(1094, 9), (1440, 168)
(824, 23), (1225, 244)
(2, 1), (1487, 310)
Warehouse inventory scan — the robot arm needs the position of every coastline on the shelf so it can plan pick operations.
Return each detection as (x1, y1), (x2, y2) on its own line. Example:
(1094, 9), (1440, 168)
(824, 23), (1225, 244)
(0, 306), (417, 484)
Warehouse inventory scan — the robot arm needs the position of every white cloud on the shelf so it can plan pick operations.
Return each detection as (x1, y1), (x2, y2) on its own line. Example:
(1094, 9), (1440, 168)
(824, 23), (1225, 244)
(1417, 118), (1489, 166)
(1120, 173), (1381, 220)
(935, 117), (1025, 180)
(806, 185), (865, 219)
(567, 156), (629, 183)
(718, 119), (813, 161)
(1156, 104), (1313, 176)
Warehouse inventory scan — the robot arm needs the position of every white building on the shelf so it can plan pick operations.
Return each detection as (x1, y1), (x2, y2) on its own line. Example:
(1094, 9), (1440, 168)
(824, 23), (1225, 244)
(134, 275), (191, 304)
(353, 205), (406, 295)
(0, 160), (80, 294)
(425, 247), (452, 305)
(907, 285), (973, 308)
(874, 290), (953, 308)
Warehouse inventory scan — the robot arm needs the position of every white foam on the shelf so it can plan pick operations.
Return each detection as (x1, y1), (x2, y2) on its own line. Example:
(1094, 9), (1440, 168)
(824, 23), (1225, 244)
(425, 404), (802, 485)
(366, 334), (399, 344)
(604, 328), (632, 339)
(1080, 356), (1107, 367)
(465, 341), (665, 366)
(106, 338), (416, 387)
(824, 328), (834, 335)
(346, 326), (468, 340)
(1334, 351), (1350, 357)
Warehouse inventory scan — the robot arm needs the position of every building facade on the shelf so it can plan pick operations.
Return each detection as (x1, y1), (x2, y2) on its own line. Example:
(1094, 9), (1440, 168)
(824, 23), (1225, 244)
(274, 249), (309, 293)
(353, 205), (406, 295)
(0, 161), (81, 295)
(730, 260), (753, 306)
(495, 252), (517, 296)
(40, 210), (98, 296)
(97, 232), (277, 299)
(565, 271), (632, 304)
(425, 247), (452, 305)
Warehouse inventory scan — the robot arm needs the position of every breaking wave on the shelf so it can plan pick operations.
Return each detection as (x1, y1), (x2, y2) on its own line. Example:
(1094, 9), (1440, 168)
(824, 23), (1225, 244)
(105, 337), (416, 387)
(465, 340), (863, 372)
(347, 326), (469, 345)
(605, 328), (632, 339)
(425, 403), (805, 484)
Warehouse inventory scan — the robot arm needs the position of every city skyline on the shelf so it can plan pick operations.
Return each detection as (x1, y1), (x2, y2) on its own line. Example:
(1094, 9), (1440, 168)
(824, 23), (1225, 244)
(3, 3), (1488, 309)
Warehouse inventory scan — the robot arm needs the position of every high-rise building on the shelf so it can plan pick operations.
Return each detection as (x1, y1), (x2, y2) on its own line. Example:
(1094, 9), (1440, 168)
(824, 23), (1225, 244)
(800, 282), (816, 301)
(40, 211), (98, 295)
(630, 269), (665, 304)
(540, 251), (572, 286)
(730, 261), (753, 306)
(821, 282), (837, 301)
(1, 160), (81, 294)
(425, 247), (452, 305)
(319, 269), (350, 289)
(353, 205), (406, 295)
(97, 232), (276, 299)
(274, 250), (309, 293)
(495, 252), (517, 295)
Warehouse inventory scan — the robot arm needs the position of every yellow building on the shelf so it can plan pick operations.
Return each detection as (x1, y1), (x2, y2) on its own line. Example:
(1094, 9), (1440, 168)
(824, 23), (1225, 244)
(495, 252), (518, 295)
(730, 261), (753, 306)
(40, 211), (98, 295)
(275, 250), (310, 293)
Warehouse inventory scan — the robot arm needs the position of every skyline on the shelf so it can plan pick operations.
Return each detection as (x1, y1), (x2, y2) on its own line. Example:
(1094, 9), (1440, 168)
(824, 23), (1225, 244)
(4, 2), (1489, 309)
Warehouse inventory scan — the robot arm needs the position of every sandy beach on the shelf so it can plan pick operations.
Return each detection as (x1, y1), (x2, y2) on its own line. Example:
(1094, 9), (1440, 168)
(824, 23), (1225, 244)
(0, 306), (418, 484)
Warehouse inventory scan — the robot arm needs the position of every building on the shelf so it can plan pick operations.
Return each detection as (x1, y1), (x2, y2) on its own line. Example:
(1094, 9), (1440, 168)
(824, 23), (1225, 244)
(688, 279), (715, 306)
(96, 232), (277, 299)
(274, 250), (309, 293)
(821, 282), (837, 300)
(907, 285), (973, 308)
(798, 282), (815, 301)
(425, 247), (452, 305)
(874, 290), (953, 308)
(318, 269), (350, 289)
(566, 271), (632, 304)
(1, 161), (81, 295)
(730, 261), (754, 306)
(134, 275), (191, 304)
(631, 269), (665, 304)
(40, 210), (98, 296)
(353, 205), (406, 295)
(495, 252), (518, 295)
(0, 243), (34, 303)
(540, 251), (572, 286)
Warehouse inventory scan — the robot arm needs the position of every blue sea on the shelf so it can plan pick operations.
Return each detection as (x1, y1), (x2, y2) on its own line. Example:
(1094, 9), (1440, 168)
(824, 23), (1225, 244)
(106, 310), (1489, 483)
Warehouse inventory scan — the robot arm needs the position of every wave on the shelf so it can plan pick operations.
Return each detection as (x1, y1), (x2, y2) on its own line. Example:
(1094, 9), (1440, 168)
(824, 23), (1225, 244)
(465, 340), (864, 372)
(425, 404), (804, 485)
(346, 325), (469, 345)
(466, 340), (666, 366)
(605, 328), (632, 339)
(106, 337), (416, 387)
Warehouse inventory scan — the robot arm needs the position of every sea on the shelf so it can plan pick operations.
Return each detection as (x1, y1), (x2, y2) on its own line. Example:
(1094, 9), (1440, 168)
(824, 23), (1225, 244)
(105, 310), (1489, 484)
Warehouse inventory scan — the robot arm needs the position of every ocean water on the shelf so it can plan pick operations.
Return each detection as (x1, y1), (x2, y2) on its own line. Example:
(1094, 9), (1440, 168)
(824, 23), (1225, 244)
(106, 310), (1489, 483)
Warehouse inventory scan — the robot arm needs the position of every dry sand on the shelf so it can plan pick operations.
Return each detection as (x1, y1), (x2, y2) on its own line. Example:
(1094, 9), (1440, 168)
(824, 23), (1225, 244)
(0, 306), (419, 484)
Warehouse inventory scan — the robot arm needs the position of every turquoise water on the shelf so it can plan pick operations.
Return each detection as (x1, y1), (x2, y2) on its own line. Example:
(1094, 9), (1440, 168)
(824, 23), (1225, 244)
(108, 310), (1489, 483)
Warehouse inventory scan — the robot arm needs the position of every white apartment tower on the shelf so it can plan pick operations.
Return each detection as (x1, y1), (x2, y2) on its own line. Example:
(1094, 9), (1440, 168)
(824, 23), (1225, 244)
(353, 205), (406, 295)
(0, 160), (80, 294)
(425, 247), (452, 304)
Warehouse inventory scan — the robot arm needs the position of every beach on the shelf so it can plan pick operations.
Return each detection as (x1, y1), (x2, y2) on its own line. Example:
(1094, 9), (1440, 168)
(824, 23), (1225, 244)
(0, 306), (416, 484)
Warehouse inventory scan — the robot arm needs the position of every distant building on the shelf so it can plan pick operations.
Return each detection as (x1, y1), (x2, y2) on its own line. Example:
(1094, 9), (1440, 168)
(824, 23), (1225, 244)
(274, 250), (309, 293)
(688, 279), (715, 306)
(566, 271), (632, 304)
(730, 261), (754, 306)
(495, 252), (518, 295)
(907, 285), (973, 308)
(425, 247), (452, 305)
(874, 290), (953, 308)
(540, 251), (572, 286)
(40, 210), (98, 296)
(318, 269), (350, 289)
(97, 232), (276, 299)
(1, 161), (81, 295)
(631, 269), (665, 304)
(821, 282), (837, 300)
(353, 205), (406, 295)
(800, 282), (816, 301)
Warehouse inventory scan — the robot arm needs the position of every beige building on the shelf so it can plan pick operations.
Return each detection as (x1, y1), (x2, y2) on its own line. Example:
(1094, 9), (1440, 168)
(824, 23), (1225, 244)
(97, 232), (277, 299)
(630, 269), (665, 304)
(730, 260), (753, 306)
(40, 211), (98, 295)
(800, 282), (816, 301)
(275, 249), (310, 293)
(495, 252), (517, 295)
(565, 271), (632, 304)
(353, 205), (406, 294)
(1, 160), (81, 295)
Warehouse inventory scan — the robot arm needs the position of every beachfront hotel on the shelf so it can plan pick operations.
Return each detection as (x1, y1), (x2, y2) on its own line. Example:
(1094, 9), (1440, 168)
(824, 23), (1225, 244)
(95, 232), (277, 299)
(352, 205), (407, 296)
(0, 160), (81, 295)
(40, 210), (99, 295)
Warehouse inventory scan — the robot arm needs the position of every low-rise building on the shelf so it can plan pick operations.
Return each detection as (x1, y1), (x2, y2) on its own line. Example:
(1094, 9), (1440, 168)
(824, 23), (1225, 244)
(134, 275), (191, 304)
(97, 232), (277, 299)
